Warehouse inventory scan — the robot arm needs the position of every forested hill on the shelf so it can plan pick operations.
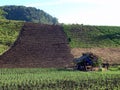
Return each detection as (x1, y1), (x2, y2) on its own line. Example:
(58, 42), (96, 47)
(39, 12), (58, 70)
(0, 5), (58, 24)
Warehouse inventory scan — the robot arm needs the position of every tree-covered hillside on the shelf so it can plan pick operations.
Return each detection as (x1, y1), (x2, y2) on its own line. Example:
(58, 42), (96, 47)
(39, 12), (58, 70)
(63, 24), (120, 48)
(0, 5), (58, 24)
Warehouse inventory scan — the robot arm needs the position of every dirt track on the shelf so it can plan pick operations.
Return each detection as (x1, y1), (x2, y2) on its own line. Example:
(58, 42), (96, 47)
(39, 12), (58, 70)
(0, 23), (73, 68)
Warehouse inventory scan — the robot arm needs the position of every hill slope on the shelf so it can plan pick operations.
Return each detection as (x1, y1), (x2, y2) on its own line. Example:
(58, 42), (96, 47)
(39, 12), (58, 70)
(0, 23), (73, 68)
(63, 24), (120, 64)
(0, 20), (24, 54)
(63, 24), (120, 48)
(0, 22), (120, 65)
(0, 5), (58, 24)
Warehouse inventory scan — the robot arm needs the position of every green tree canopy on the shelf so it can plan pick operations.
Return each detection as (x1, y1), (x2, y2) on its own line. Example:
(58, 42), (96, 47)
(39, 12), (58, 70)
(0, 5), (58, 24)
(0, 9), (6, 19)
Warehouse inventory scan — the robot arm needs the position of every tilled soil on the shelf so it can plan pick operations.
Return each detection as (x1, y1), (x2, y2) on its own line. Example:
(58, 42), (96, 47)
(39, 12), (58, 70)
(0, 23), (74, 68)
(0, 23), (119, 68)
(71, 48), (120, 64)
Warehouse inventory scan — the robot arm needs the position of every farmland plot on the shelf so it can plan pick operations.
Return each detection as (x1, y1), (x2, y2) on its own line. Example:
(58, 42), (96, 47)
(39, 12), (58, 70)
(0, 68), (119, 90)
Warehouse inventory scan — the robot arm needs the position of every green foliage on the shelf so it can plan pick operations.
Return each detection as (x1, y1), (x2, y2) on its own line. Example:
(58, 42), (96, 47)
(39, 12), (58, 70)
(0, 5), (58, 24)
(0, 8), (7, 19)
(0, 19), (24, 54)
(0, 68), (119, 89)
(118, 66), (120, 70)
(93, 58), (102, 67)
(63, 24), (120, 48)
(0, 44), (8, 55)
(109, 65), (120, 71)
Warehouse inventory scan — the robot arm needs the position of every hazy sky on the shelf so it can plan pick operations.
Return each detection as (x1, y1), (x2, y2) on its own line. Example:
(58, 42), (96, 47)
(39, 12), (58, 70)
(0, 0), (120, 26)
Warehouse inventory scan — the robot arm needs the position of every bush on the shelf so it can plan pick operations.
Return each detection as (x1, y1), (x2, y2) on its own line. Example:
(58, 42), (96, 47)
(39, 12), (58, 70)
(92, 58), (102, 67)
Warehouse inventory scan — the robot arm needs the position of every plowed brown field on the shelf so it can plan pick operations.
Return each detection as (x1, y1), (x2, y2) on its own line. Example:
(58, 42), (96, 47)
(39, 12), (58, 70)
(71, 48), (120, 64)
(0, 23), (119, 68)
(0, 23), (73, 68)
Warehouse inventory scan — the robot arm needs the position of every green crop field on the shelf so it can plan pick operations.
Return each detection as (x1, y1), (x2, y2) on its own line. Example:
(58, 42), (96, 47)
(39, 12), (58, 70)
(0, 68), (119, 90)
(63, 24), (120, 48)
(0, 19), (24, 54)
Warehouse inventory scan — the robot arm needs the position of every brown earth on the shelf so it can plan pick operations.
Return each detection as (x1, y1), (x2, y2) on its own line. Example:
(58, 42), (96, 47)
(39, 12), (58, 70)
(0, 23), (119, 68)
(0, 23), (74, 68)
(71, 48), (120, 64)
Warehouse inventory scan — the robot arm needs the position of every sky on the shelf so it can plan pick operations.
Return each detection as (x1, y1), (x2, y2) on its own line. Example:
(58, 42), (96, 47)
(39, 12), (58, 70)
(0, 0), (120, 26)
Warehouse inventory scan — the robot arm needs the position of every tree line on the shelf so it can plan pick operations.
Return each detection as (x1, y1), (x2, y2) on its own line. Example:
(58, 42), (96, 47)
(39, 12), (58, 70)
(0, 5), (58, 24)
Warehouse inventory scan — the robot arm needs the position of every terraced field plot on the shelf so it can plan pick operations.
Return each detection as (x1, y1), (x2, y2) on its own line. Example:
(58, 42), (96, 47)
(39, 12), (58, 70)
(0, 23), (73, 68)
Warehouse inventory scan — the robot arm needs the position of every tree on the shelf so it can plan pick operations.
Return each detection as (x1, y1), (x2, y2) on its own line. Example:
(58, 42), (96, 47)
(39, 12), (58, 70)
(0, 9), (7, 19)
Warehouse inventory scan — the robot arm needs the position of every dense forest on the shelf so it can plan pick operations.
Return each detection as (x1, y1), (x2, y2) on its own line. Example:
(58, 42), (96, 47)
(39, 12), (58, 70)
(0, 5), (58, 24)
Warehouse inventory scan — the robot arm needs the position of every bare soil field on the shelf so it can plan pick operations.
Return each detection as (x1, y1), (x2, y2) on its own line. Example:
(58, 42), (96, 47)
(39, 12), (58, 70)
(0, 23), (73, 68)
(0, 23), (119, 68)
(71, 48), (120, 64)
